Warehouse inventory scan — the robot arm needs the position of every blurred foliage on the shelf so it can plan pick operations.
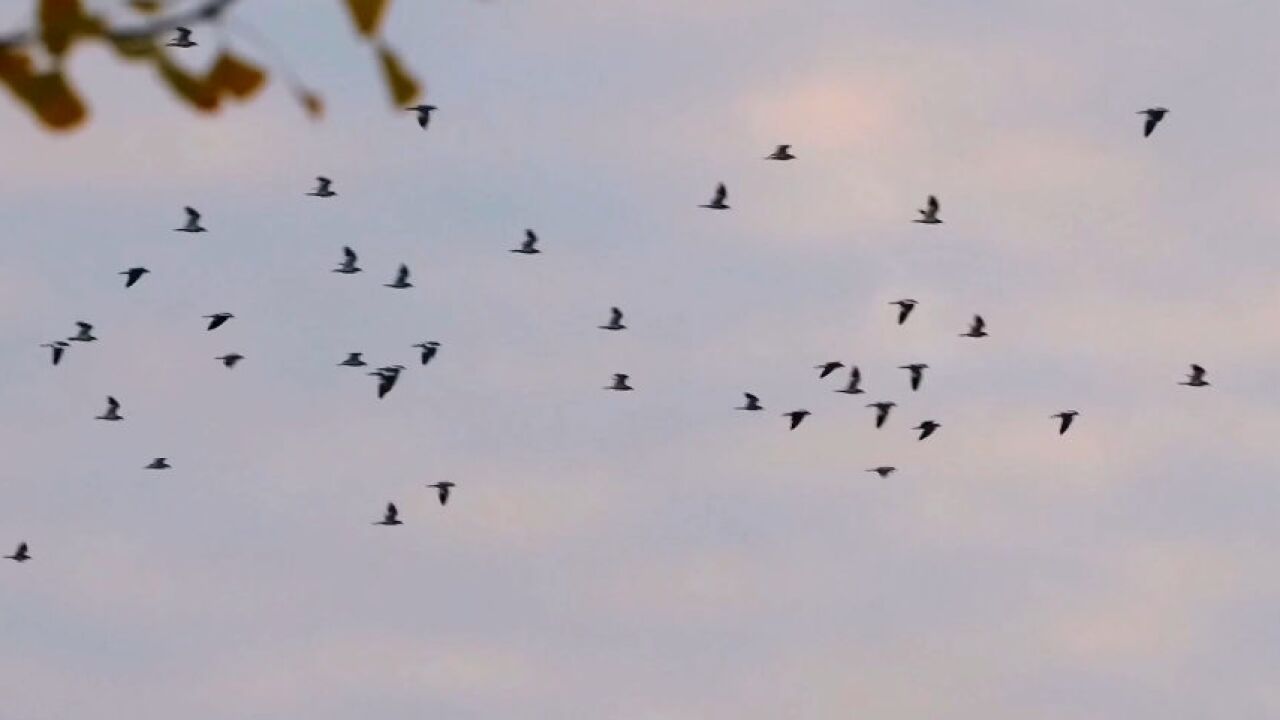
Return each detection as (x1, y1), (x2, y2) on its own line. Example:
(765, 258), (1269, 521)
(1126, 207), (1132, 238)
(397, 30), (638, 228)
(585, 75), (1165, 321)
(0, 0), (422, 131)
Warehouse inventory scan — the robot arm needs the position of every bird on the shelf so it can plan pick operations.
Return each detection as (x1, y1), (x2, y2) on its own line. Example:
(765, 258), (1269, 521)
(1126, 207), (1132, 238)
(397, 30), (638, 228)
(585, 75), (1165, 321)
(384, 264), (413, 289)
(373, 503), (403, 526)
(40, 341), (69, 366)
(1051, 411), (1079, 435)
(914, 195), (942, 224)
(700, 183), (729, 210)
(406, 104), (437, 129)
(736, 392), (763, 411)
(68, 321), (96, 342)
(1180, 364), (1210, 387)
(412, 341), (440, 366)
(145, 458), (171, 470)
(5, 542), (30, 563)
(784, 410), (811, 430)
(120, 266), (149, 288)
(427, 481), (455, 506)
(900, 364), (928, 391)
(175, 206), (206, 232)
(867, 466), (897, 479)
(96, 396), (123, 421)
(816, 361), (845, 379)
(333, 246), (362, 274)
(511, 229), (541, 254)
(765, 144), (795, 160)
(370, 366), (405, 399)
(307, 176), (336, 197)
(1139, 107), (1169, 137)
(960, 315), (987, 338)
(338, 352), (367, 367)
(868, 401), (896, 428)
(166, 26), (196, 48)
(605, 373), (633, 391)
(204, 313), (234, 331)
(913, 420), (941, 440)
(598, 307), (626, 331)
(215, 353), (244, 368)
(891, 299), (918, 325)
(835, 366), (865, 395)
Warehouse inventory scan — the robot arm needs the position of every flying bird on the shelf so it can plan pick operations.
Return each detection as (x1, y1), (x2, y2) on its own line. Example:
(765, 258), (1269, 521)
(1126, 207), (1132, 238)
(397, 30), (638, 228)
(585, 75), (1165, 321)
(868, 401), (896, 429)
(736, 392), (763, 411)
(1139, 107), (1169, 137)
(204, 313), (234, 331)
(307, 176), (336, 197)
(412, 341), (440, 366)
(1051, 411), (1079, 435)
(700, 183), (729, 210)
(145, 458), (171, 470)
(599, 307), (626, 331)
(68, 321), (96, 342)
(406, 104), (437, 129)
(96, 396), (123, 421)
(166, 26), (195, 48)
(900, 364), (928, 391)
(338, 352), (367, 367)
(605, 373), (633, 391)
(370, 366), (405, 399)
(41, 341), (69, 366)
(816, 361), (845, 379)
(120, 266), (149, 288)
(867, 466), (897, 478)
(216, 353), (244, 368)
(427, 481), (455, 506)
(835, 366), (864, 395)
(914, 195), (942, 224)
(175, 206), (206, 233)
(374, 503), (403, 526)
(766, 144), (795, 160)
(784, 410), (811, 430)
(511, 229), (541, 254)
(891, 299), (918, 325)
(960, 315), (987, 338)
(385, 264), (413, 289)
(913, 420), (941, 440)
(333, 246), (362, 274)
(4, 542), (30, 563)
(1180, 364), (1209, 387)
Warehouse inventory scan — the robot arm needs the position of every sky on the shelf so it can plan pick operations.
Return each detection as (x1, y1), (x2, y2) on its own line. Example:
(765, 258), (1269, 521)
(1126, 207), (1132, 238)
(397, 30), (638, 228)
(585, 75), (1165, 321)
(2, 0), (1280, 718)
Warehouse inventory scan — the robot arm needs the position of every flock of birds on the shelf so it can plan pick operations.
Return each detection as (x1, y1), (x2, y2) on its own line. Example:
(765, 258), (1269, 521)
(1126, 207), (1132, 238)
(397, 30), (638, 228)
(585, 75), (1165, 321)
(3, 25), (1191, 564)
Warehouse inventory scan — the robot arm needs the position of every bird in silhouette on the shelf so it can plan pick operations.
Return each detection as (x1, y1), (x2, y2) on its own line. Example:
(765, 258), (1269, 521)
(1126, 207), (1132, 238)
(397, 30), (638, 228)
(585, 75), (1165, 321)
(915, 195), (942, 224)
(333, 246), (361, 274)
(385, 264), (413, 289)
(166, 26), (196, 48)
(868, 401), (896, 428)
(175, 206), (205, 232)
(338, 352), (367, 367)
(816, 361), (844, 379)
(204, 313), (234, 331)
(412, 341), (440, 366)
(216, 353), (244, 368)
(96, 396), (123, 421)
(68, 321), (96, 342)
(599, 307), (626, 331)
(960, 315), (987, 338)
(835, 366), (865, 395)
(784, 410), (811, 430)
(120, 267), (149, 288)
(5, 542), (30, 563)
(1051, 411), (1079, 435)
(737, 392), (763, 411)
(900, 364), (928, 391)
(1139, 107), (1169, 137)
(1180, 364), (1209, 387)
(370, 366), (405, 399)
(41, 341), (69, 366)
(605, 373), (633, 391)
(145, 458), (171, 470)
(700, 183), (729, 209)
(374, 503), (403, 526)
(867, 466), (897, 478)
(406, 104), (437, 129)
(511, 229), (541, 254)
(891, 299), (918, 325)
(427, 481), (455, 506)
(766, 144), (795, 160)
(913, 420), (941, 440)
(307, 176), (336, 197)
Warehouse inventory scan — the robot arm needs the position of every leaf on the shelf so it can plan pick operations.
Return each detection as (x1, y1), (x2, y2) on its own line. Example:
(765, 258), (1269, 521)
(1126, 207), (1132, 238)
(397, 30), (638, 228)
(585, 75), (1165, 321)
(298, 89), (324, 119)
(107, 32), (160, 61)
(343, 0), (389, 38)
(39, 0), (103, 56)
(128, 0), (164, 13)
(377, 43), (420, 106)
(155, 56), (219, 112)
(0, 49), (88, 130)
(209, 52), (267, 100)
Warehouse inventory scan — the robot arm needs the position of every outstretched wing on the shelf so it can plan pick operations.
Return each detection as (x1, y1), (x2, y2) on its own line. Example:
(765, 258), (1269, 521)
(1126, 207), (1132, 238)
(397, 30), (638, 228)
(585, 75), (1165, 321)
(972, 315), (985, 332)
(385, 503), (398, 522)
(106, 396), (119, 412)
(712, 183), (727, 204)
(395, 264), (410, 284)
(342, 246), (357, 263)
(927, 195), (939, 214)
(609, 306), (623, 325)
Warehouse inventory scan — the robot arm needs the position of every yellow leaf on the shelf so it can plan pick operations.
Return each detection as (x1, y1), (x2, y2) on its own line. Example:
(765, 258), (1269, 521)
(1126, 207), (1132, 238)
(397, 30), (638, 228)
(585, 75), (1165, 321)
(0, 55), (88, 131)
(107, 32), (160, 61)
(298, 90), (324, 119)
(39, 0), (102, 56)
(343, 0), (389, 38)
(128, 0), (164, 13)
(156, 56), (219, 112)
(209, 52), (267, 100)
(377, 43), (420, 106)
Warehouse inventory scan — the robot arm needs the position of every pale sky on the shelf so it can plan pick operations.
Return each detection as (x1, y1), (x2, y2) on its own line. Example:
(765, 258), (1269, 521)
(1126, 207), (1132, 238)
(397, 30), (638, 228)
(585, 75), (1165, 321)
(3, 1), (1280, 718)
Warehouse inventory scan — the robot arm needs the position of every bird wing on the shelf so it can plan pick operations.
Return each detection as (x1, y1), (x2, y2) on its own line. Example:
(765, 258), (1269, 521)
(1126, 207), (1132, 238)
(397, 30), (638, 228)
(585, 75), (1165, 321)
(342, 246), (357, 263)
(610, 307), (623, 324)
(744, 392), (759, 404)
(712, 183), (727, 204)
(973, 315), (985, 331)
(525, 229), (537, 248)
(386, 503), (398, 521)
(184, 206), (200, 222)
(77, 321), (91, 332)
(318, 177), (331, 190)
(1144, 115), (1158, 136)
(927, 195), (939, 213)
(106, 396), (119, 411)
(176, 26), (192, 41)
